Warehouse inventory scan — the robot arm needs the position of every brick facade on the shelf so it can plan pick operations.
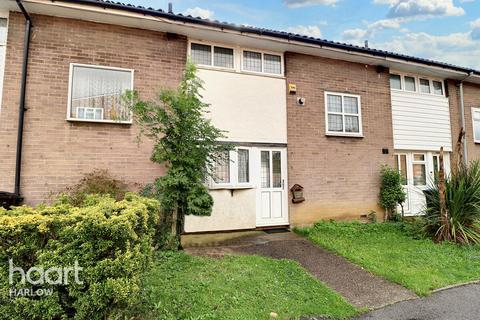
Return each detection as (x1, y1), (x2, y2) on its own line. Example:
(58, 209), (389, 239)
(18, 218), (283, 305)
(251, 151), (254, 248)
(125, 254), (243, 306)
(0, 13), (187, 204)
(449, 81), (480, 162)
(285, 53), (394, 225)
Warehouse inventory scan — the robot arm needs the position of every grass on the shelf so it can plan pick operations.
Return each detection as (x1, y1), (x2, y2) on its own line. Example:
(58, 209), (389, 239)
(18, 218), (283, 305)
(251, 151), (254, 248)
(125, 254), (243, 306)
(138, 251), (358, 320)
(296, 221), (480, 296)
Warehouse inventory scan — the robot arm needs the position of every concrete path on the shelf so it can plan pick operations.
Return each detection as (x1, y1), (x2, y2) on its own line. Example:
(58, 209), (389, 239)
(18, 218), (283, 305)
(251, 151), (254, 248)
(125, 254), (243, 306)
(355, 283), (480, 320)
(185, 231), (416, 309)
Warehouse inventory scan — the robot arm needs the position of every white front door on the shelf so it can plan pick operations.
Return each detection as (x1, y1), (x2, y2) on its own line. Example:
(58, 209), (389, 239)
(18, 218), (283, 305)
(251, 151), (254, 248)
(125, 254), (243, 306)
(256, 149), (288, 227)
(395, 151), (450, 216)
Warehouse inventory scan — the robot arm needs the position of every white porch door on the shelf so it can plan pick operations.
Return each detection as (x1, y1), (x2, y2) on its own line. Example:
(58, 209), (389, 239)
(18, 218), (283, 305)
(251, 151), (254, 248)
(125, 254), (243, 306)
(256, 149), (288, 227)
(395, 151), (449, 216)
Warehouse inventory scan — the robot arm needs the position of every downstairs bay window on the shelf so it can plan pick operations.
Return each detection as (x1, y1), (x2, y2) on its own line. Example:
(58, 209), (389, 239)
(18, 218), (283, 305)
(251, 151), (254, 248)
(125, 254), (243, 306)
(210, 148), (252, 189)
(67, 64), (134, 123)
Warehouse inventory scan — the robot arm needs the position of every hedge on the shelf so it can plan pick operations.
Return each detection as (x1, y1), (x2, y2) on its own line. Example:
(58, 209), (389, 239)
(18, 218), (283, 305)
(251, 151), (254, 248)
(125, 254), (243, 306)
(0, 193), (161, 320)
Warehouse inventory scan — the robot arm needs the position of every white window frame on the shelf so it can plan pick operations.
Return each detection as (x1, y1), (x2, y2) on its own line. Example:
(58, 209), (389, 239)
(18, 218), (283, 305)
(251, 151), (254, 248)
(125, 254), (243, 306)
(241, 49), (284, 76)
(324, 91), (363, 137)
(0, 12), (8, 114)
(209, 147), (253, 189)
(389, 73), (403, 90)
(188, 40), (235, 71)
(389, 71), (445, 97)
(394, 153), (409, 186)
(472, 107), (480, 143)
(66, 63), (134, 124)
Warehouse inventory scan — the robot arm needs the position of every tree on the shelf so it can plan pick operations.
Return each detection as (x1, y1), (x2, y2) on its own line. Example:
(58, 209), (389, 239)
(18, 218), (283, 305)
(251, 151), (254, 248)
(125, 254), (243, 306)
(125, 62), (231, 245)
(379, 165), (407, 221)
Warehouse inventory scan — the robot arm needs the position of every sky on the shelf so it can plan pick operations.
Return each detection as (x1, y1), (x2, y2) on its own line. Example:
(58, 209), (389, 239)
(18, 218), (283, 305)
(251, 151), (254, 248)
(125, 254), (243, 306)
(125, 0), (480, 69)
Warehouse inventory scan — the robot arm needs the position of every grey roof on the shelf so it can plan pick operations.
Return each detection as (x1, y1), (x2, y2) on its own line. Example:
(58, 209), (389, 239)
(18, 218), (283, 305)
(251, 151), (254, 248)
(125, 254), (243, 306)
(59, 0), (479, 75)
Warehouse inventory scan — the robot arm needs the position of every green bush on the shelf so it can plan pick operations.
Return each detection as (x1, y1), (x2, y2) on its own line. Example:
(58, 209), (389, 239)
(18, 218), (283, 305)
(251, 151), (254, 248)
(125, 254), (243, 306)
(56, 169), (128, 207)
(379, 165), (406, 220)
(424, 161), (480, 244)
(0, 193), (160, 319)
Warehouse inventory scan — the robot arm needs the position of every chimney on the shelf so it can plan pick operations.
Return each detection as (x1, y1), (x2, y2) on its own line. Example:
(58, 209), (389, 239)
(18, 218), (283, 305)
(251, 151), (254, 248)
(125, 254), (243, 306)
(364, 40), (369, 48)
(168, 2), (173, 14)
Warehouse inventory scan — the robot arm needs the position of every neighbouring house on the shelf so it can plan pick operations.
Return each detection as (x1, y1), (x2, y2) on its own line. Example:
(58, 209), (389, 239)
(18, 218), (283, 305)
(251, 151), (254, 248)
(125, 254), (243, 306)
(0, 0), (479, 233)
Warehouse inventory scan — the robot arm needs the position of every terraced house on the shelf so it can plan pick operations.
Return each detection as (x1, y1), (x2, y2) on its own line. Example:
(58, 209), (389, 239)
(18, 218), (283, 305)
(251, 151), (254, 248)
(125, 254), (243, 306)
(1, 0), (480, 232)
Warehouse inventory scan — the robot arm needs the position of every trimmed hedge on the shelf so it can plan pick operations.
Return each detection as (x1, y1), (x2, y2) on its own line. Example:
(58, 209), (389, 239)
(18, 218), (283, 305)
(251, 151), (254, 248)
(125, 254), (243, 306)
(0, 193), (161, 320)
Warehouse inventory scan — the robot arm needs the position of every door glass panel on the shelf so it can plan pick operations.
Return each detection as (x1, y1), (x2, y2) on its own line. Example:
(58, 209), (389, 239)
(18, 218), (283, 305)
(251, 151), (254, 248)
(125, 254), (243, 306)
(433, 155), (439, 184)
(272, 151), (282, 188)
(261, 151), (270, 188)
(395, 154), (408, 185)
(413, 154), (425, 161)
(413, 164), (426, 186)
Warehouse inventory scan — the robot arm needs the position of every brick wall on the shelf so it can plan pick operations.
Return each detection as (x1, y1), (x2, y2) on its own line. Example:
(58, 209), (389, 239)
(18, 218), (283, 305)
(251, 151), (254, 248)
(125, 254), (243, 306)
(0, 13), (187, 204)
(285, 53), (394, 225)
(448, 81), (480, 162)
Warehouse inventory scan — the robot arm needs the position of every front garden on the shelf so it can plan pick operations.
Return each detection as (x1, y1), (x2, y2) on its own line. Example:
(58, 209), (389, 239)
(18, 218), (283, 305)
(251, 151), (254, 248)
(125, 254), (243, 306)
(296, 221), (480, 296)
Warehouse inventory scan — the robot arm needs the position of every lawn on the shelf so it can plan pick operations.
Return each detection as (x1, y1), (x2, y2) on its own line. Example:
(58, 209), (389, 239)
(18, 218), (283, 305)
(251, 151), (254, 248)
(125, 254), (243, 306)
(139, 252), (358, 320)
(296, 221), (480, 296)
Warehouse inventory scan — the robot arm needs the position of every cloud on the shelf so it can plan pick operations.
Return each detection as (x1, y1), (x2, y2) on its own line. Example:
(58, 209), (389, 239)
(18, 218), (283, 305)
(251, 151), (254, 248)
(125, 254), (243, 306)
(471, 18), (480, 40)
(342, 19), (402, 41)
(184, 7), (214, 19)
(286, 25), (323, 38)
(372, 31), (480, 69)
(374, 0), (465, 18)
(284, 0), (339, 8)
(373, 0), (398, 4)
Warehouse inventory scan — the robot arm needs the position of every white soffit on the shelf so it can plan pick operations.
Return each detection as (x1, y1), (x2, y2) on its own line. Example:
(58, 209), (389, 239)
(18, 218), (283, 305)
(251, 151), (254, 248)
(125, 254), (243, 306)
(5, 0), (480, 83)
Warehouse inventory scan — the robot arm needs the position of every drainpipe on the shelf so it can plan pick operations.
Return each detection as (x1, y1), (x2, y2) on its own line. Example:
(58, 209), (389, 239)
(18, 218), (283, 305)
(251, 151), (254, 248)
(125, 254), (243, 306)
(458, 72), (473, 166)
(14, 0), (33, 197)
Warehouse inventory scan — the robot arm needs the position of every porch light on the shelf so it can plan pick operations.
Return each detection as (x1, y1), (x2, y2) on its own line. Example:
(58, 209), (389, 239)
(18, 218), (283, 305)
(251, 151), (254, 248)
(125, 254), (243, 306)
(290, 184), (305, 203)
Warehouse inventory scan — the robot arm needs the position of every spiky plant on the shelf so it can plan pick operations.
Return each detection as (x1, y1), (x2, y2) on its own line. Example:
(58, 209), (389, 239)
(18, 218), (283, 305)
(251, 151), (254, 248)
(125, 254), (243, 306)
(424, 160), (480, 244)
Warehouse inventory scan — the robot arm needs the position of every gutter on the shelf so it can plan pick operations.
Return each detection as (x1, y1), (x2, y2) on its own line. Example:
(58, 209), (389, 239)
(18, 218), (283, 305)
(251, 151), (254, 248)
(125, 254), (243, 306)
(14, 0), (33, 198)
(53, 0), (478, 76)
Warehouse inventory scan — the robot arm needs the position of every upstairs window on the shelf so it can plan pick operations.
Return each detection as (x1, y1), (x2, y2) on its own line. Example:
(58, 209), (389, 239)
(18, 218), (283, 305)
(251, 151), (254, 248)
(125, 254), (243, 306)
(68, 64), (133, 123)
(404, 76), (416, 92)
(433, 81), (444, 95)
(190, 42), (234, 69)
(390, 73), (445, 96)
(472, 108), (480, 143)
(325, 92), (362, 136)
(420, 79), (431, 94)
(390, 74), (402, 90)
(242, 50), (282, 75)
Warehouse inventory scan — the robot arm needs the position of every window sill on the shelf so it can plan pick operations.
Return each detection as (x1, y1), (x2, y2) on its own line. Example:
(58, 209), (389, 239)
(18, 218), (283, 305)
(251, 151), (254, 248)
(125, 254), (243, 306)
(67, 118), (133, 125)
(209, 185), (254, 190)
(325, 132), (364, 138)
(196, 65), (285, 79)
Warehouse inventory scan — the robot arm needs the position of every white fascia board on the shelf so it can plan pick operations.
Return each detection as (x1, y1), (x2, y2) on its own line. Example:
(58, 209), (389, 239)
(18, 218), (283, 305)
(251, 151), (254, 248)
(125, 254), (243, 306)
(9, 0), (476, 81)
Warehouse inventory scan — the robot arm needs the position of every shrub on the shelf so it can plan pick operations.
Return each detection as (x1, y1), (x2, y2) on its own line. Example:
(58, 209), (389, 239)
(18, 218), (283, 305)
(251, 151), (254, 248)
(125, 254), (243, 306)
(0, 194), (161, 319)
(379, 165), (406, 221)
(57, 169), (128, 206)
(424, 161), (480, 244)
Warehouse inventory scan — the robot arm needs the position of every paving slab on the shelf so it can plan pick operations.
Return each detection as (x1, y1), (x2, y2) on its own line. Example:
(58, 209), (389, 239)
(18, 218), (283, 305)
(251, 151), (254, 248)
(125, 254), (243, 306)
(185, 231), (417, 309)
(354, 283), (480, 320)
